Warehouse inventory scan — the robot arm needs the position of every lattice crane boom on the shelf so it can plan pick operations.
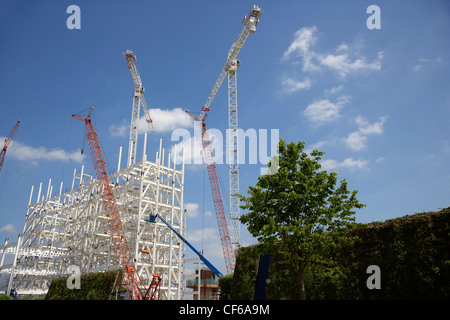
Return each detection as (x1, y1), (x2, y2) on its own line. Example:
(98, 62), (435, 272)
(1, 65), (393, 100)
(72, 107), (147, 300)
(197, 5), (262, 123)
(0, 120), (20, 172)
(124, 49), (155, 167)
(186, 4), (262, 275)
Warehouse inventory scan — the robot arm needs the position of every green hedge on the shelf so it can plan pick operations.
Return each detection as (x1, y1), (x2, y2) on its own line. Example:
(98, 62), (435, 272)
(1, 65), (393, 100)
(227, 208), (450, 300)
(45, 269), (121, 300)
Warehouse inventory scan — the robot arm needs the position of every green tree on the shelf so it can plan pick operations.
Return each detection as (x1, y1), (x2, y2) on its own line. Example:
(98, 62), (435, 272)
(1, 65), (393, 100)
(218, 274), (233, 300)
(240, 139), (365, 299)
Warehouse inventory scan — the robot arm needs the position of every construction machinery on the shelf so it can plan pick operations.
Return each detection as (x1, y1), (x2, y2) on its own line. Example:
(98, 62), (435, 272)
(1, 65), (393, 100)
(72, 106), (149, 300)
(186, 4), (262, 275)
(146, 213), (223, 278)
(124, 49), (155, 167)
(0, 120), (20, 173)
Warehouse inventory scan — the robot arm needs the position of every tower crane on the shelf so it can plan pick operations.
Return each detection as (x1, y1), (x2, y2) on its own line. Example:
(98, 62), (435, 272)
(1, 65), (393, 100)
(187, 5), (262, 274)
(72, 107), (152, 300)
(0, 120), (20, 173)
(123, 49), (155, 167)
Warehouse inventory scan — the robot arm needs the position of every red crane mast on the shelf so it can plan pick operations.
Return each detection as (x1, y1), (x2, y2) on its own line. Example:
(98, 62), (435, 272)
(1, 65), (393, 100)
(186, 113), (235, 274)
(72, 107), (147, 300)
(0, 120), (20, 173)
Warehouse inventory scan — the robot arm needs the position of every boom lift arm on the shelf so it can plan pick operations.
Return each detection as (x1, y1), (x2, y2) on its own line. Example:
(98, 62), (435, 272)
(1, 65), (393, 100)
(0, 120), (20, 172)
(146, 213), (223, 278)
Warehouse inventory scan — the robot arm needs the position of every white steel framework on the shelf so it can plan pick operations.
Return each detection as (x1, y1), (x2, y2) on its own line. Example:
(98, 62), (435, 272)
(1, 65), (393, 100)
(0, 138), (186, 299)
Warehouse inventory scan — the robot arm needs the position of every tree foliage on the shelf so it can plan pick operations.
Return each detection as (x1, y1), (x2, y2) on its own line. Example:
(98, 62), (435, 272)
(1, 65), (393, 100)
(45, 269), (120, 300)
(240, 139), (365, 299)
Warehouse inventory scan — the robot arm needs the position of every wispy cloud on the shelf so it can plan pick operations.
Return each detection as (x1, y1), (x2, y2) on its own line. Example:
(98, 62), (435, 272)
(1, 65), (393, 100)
(324, 85), (344, 96)
(3, 139), (83, 164)
(281, 76), (312, 93)
(303, 95), (350, 126)
(282, 26), (383, 78)
(0, 224), (18, 233)
(344, 116), (388, 151)
(109, 119), (128, 137)
(185, 228), (219, 244)
(184, 202), (213, 218)
(319, 50), (383, 78)
(321, 157), (369, 171)
(282, 26), (319, 72)
(413, 56), (442, 71)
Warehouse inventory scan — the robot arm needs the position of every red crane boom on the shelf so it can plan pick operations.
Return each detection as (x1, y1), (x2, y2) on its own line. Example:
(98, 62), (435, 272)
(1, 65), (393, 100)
(0, 120), (20, 173)
(72, 107), (147, 300)
(186, 112), (235, 274)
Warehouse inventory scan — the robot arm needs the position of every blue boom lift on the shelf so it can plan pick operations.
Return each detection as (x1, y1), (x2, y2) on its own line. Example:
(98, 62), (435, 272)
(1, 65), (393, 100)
(146, 213), (223, 278)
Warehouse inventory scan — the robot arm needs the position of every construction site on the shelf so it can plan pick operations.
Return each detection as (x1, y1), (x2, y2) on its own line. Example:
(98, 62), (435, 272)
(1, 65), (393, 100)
(0, 4), (263, 300)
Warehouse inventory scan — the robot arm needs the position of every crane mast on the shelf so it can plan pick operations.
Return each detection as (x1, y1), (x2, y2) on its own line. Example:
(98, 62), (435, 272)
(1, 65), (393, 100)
(227, 59), (240, 252)
(72, 107), (147, 300)
(187, 4), (262, 274)
(124, 49), (155, 167)
(0, 120), (20, 173)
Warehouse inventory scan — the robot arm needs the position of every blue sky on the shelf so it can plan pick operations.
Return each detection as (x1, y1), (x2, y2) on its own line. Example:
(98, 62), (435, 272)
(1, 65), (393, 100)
(0, 0), (449, 275)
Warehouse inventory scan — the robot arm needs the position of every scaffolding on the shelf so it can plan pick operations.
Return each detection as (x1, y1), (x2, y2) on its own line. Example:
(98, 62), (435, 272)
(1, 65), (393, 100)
(0, 136), (186, 299)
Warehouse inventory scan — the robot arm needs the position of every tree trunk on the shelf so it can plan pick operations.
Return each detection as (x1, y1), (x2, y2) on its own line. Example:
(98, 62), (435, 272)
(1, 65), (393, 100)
(298, 261), (306, 300)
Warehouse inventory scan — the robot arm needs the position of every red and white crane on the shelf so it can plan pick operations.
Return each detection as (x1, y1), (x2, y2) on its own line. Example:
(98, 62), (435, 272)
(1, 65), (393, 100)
(72, 107), (160, 300)
(0, 120), (20, 173)
(187, 4), (262, 274)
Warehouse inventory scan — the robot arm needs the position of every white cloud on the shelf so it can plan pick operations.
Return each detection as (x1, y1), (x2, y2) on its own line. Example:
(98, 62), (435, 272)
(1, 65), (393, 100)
(344, 116), (388, 151)
(185, 228), (219, 244)
(318, 51), (383, 78)
(4, 139), (83, 163)
(139, 107), (192, 133)
(321, 157), (368, 171)
(0, 224), (18, 233)
(355, 115), (387, 135)
(281, 76), (312, 93)
(324, 85), (344, 96)
(110, 107), (192, 137)
(185, 203), (200, 218)
(344, 131), (367, 151)
(413, 56), (442, 71)
(282, 26), (383, 78)
(336, 43), (349, 53)
(303, 95), (350, 125)
(109, 119), (128, 137)
(282, 26), (320, 72)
